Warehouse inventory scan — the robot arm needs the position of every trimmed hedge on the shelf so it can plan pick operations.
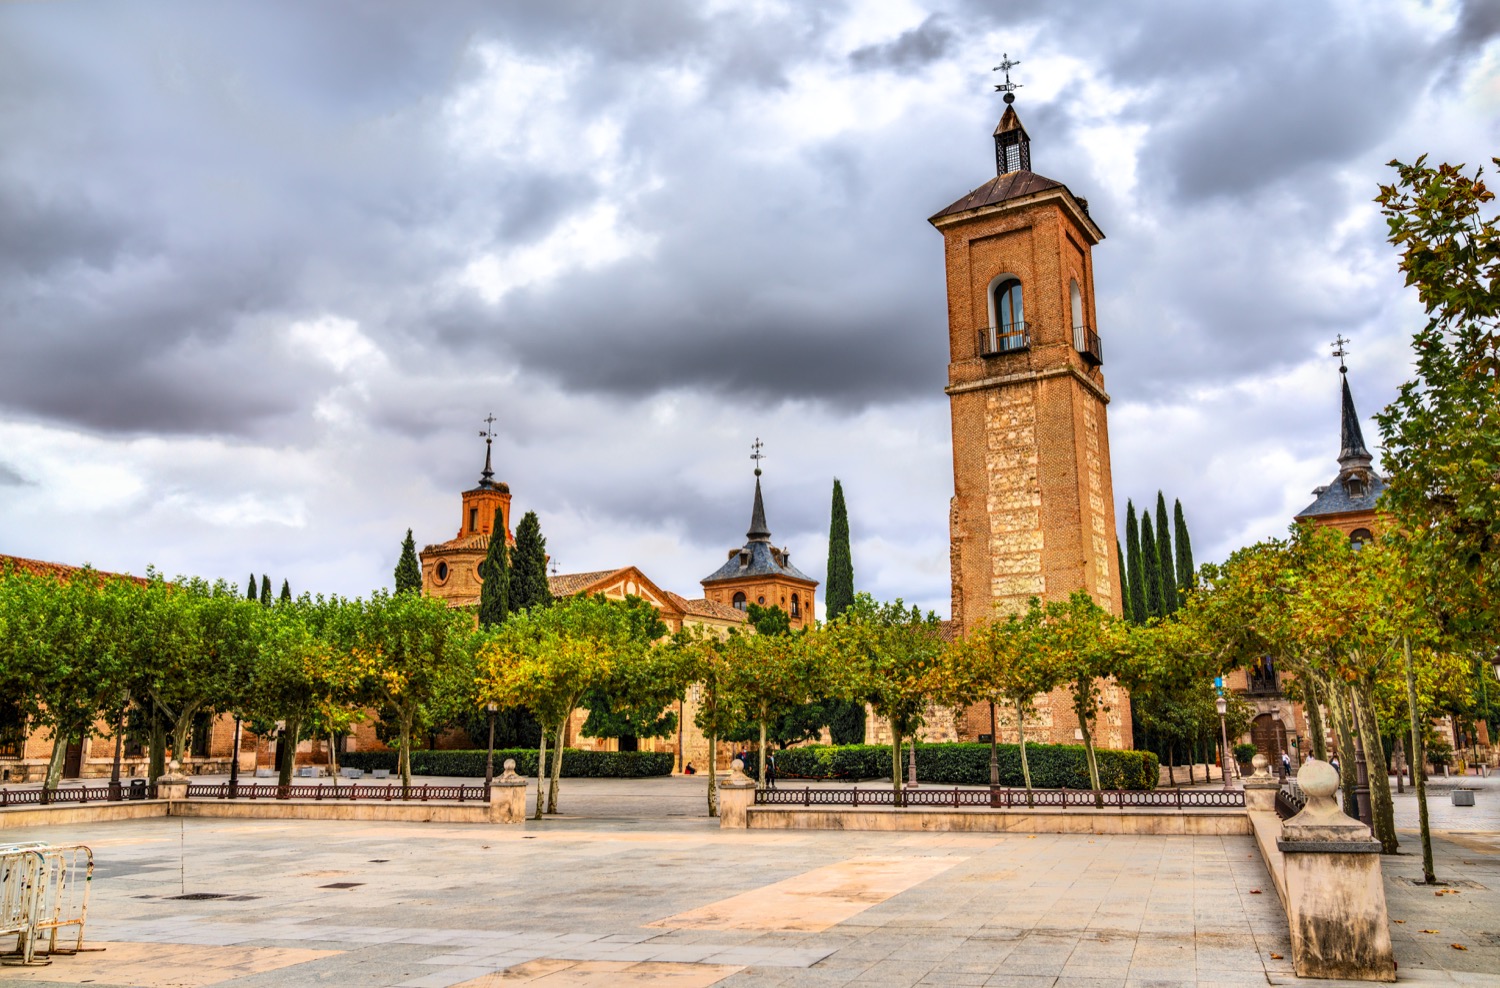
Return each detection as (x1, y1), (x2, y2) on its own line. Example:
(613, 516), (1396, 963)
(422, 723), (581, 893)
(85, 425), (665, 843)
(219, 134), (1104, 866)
(772, 742), (1158, 791)
(340, 748), (674, 779)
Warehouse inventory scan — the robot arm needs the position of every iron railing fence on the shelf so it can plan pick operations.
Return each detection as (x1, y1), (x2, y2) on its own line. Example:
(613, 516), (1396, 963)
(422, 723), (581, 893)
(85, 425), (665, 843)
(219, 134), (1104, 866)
(0, 784), (155, 808)
(1275, 781), (1306, 820)
(184, 782), (489, 802)
(755, 785), (1244, 810)
(1077, 326), (1103, 365)
(978, 323), (1030, 357)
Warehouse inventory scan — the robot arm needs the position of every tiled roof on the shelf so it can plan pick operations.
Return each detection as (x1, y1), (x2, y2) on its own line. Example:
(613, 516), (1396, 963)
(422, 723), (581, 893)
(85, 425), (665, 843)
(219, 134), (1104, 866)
(1295, 473), (1387, 520)
(701, 540), (817, 585)
(0, 554), (150, 586)
(423, 531), (515, 554)
(548, 568), (630, 598)
(929, 170), (1070, 222)
(665, 592), (748, 623)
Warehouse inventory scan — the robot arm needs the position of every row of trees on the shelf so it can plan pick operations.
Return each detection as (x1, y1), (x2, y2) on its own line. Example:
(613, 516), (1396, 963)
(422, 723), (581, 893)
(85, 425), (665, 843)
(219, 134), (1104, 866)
(1120, 492), (1194, 624)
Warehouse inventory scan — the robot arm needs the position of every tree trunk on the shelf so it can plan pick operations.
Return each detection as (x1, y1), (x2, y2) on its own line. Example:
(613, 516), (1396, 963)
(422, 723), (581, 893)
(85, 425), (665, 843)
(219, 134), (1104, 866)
(757, 718), (767, 788)
(1304, 673), (1328, 761)
(148, 707), (166, 781)
(533, 723), (548, 820)
(43, 732), (70, 793)
(278, 716), (302, 788)
(891, 729), (903, 803)
(988, 701), (999, 787)
(1354, 683), (1398, 853)
(1330, 681), (1358, 816)
(1404, 636), (1436, 883)
(327, 733), (340, 777)
(397, 709), (414, 791)
(1167, 743), (1175, 786)
(1075, 696), (1103, 805)
(707, 731), (719, 817)
(547, 725), (564, 813)
(1016, 700), (1033, 807)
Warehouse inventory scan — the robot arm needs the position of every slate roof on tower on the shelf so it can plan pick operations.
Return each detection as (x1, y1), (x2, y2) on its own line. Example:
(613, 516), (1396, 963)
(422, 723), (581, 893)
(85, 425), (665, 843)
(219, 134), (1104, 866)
(701, 476), (816, 585)
(1296, 372), (1386, 519)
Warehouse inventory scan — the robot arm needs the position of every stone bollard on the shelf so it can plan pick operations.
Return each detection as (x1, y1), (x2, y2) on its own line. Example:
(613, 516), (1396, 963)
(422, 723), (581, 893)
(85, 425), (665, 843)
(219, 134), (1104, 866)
(1277, 759), (1395, 981)
(1243, 753), (1279, 814)
(718, 758), (757, 829)
(157, 759), (190, 806)
(488, 759), (528, 824)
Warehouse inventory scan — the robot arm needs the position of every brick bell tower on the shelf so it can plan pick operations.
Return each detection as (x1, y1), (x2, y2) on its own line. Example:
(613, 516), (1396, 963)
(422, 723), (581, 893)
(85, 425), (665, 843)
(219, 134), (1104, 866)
(929, 67), (1123, 639)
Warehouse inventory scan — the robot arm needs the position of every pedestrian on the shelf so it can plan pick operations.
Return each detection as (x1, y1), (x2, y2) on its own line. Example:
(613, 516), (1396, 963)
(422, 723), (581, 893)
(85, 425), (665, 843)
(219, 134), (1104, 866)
(766, 749), (777, 789)
(683, 762), (697, 776)
(1330, 755), (1340, 774)
(1281, 752), (1292, 777)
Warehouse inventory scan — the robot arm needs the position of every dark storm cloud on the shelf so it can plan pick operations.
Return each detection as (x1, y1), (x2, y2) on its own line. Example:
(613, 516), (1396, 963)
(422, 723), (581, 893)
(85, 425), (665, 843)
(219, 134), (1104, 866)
(0, 463), (28, 487)
(850, 15), (954, 71)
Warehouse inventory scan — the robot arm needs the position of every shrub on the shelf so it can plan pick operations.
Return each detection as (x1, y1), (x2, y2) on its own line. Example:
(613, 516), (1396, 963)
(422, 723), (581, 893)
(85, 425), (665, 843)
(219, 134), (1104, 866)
(1233, 743), (1258, 765)
(774, 742), (1158, 790)
(339, 748), (673, 779)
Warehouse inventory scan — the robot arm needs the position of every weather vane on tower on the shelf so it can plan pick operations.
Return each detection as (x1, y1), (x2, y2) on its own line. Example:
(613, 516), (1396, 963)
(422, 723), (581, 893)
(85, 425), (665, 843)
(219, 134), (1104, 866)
(750, 438), (765, 478)
(993, 53), (1022, 104)
(478, 412), (498, 484)
(1332, 335), (1350, 374)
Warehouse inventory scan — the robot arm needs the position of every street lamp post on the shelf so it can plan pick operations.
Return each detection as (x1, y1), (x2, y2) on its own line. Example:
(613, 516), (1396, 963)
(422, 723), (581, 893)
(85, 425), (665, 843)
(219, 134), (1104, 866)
(484, 703), (499, 789)
(109, 702), (126, 802)
(1272, 704), (1286, 781)
(1216, 696), (1231, 791)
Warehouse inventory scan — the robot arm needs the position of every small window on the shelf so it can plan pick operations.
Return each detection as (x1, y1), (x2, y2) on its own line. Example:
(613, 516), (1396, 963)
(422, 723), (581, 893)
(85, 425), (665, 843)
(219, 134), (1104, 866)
(469, 507), (478, 532)
(757, 595), (766, 605)
(790, 594), (800, 618)
(1349, 528), (1373, 551)
(435, 561), (449, 582)
(732, 592), (747, 611)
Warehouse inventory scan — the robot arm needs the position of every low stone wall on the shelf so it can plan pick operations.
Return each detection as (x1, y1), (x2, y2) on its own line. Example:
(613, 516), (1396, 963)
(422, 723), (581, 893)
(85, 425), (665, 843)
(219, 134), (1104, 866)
(0, 800), (169, 830)
(743, 806), (1251, 836)
(172, 799), (500, 825)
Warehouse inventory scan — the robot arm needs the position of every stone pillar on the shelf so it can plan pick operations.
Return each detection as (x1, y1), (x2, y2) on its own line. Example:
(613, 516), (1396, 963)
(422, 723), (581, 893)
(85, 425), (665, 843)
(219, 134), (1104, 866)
(718, 759), (756, 829)
(158, 760), (189, 807)
(1276, 759), (1396, 981)
(1243, 753), (1279, 814)
(488, 759), (528, 824)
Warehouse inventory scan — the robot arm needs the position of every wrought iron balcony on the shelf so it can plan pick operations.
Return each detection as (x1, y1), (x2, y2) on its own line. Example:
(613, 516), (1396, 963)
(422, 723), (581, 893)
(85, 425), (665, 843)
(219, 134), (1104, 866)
(1245, 669), (1280, 696)
(978, 322), (1030, 357)
(1075, 325), (1103, 366)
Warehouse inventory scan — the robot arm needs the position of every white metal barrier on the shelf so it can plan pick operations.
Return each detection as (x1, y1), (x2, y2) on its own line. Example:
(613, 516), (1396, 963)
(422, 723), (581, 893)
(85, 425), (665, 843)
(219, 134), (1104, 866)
(0, 842), (92, 965)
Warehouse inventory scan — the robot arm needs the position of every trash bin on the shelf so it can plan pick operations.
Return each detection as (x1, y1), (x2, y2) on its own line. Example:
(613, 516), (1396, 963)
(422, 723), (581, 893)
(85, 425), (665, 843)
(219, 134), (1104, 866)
(128, 779), (147, 801)
(1452, 789), (1476, 807)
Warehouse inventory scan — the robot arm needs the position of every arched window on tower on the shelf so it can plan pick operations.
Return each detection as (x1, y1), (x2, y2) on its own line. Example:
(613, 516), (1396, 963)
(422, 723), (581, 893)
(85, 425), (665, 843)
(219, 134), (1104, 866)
(790, 593), (800, 619)
(981, 277), (1027, 355)
(1349, 528), (1373, 551)
(732, 592), (747, 611)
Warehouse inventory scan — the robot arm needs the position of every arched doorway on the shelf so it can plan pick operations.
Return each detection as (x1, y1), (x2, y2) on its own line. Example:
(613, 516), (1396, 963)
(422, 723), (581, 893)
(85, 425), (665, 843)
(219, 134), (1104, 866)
(1250, 714), (1287, 765)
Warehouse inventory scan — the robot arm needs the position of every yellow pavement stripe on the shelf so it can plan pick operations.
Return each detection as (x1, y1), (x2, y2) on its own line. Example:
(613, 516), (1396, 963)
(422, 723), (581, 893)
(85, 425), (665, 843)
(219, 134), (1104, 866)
(454, 959), (742, 986)
(0, 942), (339, 986)
(649, 854), (963, 932)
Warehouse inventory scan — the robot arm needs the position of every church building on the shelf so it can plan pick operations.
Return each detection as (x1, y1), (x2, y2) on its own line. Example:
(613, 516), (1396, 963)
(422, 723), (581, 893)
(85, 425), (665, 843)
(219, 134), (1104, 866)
(930, 72), (1129, 748)
(699, 459), (818, 630)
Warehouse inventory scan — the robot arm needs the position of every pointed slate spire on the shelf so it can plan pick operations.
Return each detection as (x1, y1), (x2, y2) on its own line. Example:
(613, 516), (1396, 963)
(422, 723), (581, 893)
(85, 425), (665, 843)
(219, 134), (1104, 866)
(747, 476), (772, 543)
(1337, 370), (1372, 470)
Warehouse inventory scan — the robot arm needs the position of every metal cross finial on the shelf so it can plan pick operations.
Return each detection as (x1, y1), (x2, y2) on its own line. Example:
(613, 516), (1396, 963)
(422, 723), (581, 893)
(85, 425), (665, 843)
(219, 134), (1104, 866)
(1332, 335), (1350, 373)
(549, 559), (559, 577)
(479, 413), (497, 442)
(993, 53), (1022, 104)
(750, 438), (765, 477)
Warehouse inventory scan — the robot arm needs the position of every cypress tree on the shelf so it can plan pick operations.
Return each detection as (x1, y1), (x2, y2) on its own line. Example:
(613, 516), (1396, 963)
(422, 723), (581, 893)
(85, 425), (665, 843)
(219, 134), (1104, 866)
(1174, 499), (1195, 592)
(825, 479), (854, 621)
(824, 479), (864, 743)
(259, 575), (272, 607)
(1140, 513), (1162, 619)
(394, 529), (422, 594)
(1117, 540), (1134, 623)
(279, 579), (291, 603)
(1124, 501), (1147, 622)
(1155, 492), (1177, 614)
(478, 508), (511, 628)
(510, 511), (553, 613)
(246, 574), (257, 602)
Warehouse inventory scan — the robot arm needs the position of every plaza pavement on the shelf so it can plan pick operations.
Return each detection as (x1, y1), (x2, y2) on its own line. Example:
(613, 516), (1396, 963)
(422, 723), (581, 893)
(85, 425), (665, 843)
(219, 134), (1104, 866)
(0, 774), (1497, 987)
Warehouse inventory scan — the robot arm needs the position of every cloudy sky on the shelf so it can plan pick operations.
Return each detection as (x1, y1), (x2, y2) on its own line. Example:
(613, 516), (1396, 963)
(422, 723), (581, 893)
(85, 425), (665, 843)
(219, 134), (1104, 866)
(1, 0), (1496, 616)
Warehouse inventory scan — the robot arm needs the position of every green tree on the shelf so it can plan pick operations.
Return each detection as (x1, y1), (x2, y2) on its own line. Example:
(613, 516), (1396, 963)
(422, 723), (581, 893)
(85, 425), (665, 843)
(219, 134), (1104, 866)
(1155, 492), (1177, 614)
(1140, 512), (1162, 620)
(346, 590), (475, 789)
(478, 509), (510, 628)
(726, 604), (829, 750)
(1117, 540), (1133, 623)
(1035, 591), (1122, 801)
(280, 579), (292, 603)
(580, 597), (677, 749)
(246, 574), (257, 602)
(260, 575), (272, 607)
(394, 529), (422, 594)
(246, 595), (354, 786)
(1125, 501), (1147, 622)
(1174, 499), (1195, 592)
(678, 625), (742, 815)
(942, 599), (1059, 799)
(509, 511), (553, 613)
(826, 479), (854, 620)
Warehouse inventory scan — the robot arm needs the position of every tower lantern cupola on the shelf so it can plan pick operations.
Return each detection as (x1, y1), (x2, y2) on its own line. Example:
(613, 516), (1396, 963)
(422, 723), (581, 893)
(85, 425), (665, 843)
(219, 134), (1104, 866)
(992, 54), (1029, 175)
